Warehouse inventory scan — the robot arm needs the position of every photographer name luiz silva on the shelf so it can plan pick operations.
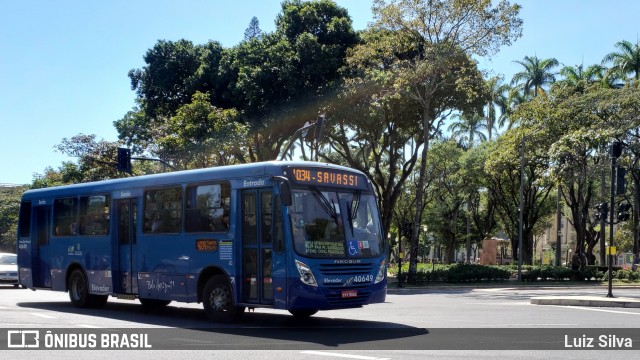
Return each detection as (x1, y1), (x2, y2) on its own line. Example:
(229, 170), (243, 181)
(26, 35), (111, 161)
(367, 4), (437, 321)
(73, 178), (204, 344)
(564, 334), (633, 349)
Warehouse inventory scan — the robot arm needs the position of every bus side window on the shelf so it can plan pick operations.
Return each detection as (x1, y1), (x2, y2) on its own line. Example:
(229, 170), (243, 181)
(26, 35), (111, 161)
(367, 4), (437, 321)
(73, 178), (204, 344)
(144, 187), (183, 233)
(53, 197), (78, 236)
(79, 195), (110, 236)
(18, 201), (32, 238)
(185, 183), (230, 233)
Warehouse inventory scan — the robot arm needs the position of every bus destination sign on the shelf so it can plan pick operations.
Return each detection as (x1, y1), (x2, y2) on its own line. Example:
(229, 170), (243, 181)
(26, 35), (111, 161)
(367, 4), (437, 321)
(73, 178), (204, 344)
(289, 168), (366, 189)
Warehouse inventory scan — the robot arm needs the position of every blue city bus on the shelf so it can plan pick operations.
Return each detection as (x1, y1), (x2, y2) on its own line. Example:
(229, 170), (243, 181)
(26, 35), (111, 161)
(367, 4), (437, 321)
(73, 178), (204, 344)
(16, 161), (386, 322)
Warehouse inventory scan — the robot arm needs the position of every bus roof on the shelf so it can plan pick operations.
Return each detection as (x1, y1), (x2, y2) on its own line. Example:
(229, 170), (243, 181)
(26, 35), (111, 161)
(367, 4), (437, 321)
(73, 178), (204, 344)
(21, 161), (366, 199)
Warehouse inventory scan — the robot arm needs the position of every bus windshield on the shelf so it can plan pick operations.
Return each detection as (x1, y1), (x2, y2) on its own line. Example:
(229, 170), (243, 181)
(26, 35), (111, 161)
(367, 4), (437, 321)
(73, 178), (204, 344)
(290, 189), (383, 258)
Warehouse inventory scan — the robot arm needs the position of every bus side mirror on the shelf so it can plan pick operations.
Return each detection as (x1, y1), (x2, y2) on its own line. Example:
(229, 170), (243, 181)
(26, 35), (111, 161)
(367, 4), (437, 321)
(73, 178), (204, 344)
(273, 176), (292, 206)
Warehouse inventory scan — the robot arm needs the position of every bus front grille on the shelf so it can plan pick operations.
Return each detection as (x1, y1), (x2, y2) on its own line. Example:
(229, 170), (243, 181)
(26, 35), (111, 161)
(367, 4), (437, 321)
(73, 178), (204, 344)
(318, 263), (374, 275)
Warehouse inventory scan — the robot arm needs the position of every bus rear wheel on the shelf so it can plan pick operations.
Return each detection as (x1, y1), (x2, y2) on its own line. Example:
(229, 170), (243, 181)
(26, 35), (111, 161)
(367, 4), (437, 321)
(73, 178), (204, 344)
(68, 269), (108, 308)
(289, 309), (318, 318)
(202, 275), (244, 323)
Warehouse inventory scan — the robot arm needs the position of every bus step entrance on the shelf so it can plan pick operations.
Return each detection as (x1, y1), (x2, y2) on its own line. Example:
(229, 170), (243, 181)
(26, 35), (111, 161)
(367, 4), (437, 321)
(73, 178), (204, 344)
(116, 294), (136, 300)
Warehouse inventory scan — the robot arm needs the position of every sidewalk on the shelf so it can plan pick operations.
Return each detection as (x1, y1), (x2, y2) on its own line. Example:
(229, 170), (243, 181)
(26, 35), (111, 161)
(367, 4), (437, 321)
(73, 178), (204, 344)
(386, 278), (640, 308)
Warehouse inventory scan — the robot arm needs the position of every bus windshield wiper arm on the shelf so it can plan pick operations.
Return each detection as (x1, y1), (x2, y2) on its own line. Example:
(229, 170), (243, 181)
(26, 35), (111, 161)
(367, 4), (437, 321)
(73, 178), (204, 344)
(311, 187), (337, 219)
(350, 190), (360, 221)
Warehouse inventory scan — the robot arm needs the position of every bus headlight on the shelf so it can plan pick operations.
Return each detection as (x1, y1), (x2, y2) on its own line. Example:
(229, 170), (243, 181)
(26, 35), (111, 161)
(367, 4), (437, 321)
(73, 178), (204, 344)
(374, 260), (386, 284)
(295, 260), (317, 287)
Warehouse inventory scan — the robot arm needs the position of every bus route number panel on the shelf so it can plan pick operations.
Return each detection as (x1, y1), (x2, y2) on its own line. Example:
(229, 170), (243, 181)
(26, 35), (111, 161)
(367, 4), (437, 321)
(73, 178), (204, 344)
(289, 168), (367, 189)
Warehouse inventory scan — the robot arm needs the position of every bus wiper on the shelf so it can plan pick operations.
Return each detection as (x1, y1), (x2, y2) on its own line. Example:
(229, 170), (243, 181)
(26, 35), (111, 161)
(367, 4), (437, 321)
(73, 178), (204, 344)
(311, 187), (337, 219)
(341, 191), (360, 237)
(350, 190), (361, 221)
(346, 202), (355, 237)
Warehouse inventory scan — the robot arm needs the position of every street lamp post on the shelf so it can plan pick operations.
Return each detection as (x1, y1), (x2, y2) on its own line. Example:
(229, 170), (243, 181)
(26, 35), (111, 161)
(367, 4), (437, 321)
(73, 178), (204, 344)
(422, 225), (428, 264)
(555, 185), (562, 266)
(518, 135), (525, 281)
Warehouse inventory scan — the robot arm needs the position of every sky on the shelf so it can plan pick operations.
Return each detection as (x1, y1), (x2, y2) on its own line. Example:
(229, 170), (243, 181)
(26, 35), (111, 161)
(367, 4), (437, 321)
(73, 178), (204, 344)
(1, 0), (639, 185)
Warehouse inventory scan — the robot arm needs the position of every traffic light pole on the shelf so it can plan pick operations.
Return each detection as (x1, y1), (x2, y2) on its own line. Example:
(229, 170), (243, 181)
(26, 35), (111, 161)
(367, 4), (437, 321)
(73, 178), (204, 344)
(607, 143), (621, 298)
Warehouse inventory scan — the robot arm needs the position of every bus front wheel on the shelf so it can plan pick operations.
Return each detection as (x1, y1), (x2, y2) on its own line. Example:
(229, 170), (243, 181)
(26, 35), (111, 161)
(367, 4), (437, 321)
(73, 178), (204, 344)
(68, 269), (108, 308)
(202, 275), (244, 323)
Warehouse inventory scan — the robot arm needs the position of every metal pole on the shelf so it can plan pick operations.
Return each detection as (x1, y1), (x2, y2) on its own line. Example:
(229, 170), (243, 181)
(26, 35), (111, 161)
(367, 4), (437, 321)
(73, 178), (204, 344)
(555, 185), (562, 266)
(608, 147), (617, 298)
(518, 135), (525, 281)
(600, 165), (607, 265)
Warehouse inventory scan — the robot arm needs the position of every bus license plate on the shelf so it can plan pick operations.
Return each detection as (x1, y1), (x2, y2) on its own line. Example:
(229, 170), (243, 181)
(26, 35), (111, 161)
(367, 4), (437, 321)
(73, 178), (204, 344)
(341, 290), (358, 298)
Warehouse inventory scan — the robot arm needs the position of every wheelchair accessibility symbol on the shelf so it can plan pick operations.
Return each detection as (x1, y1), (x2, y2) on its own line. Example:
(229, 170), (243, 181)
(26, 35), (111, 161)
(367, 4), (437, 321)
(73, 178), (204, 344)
(348, 241), (359, 256)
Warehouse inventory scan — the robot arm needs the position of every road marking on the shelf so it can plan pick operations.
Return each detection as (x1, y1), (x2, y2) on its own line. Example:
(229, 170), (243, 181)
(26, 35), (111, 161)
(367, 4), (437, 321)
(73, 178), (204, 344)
(300, 351), (391, 360)
(76, 324), (100, 328)
(29, 312), (56, 319)
(552, 305), (640, 315)
(480, 323), (578, 327)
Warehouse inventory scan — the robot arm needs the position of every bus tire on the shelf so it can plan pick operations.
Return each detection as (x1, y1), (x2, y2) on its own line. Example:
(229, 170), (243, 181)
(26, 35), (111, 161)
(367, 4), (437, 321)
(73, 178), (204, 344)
(289, 309), (318, 318)
(68, 269), (91, 308)
(68, 269), (108, 308)
(139, 298), (172, 308)
(202, 275), (244, 323)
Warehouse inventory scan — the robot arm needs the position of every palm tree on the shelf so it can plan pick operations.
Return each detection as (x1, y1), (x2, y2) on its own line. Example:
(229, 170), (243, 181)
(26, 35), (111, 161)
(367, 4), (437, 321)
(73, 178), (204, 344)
(558, 64), (606, 92)
(511, 55), (559, 97)
(484, 76), (510, 140)
(448, 112), (488, 149)
(499, 87), (529, 130)
(602, 39), (640, 84)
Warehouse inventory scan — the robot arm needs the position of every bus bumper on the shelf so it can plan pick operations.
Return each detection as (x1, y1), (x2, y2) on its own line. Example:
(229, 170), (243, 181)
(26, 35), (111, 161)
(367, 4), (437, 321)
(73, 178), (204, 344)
(288, 279), (387, 311)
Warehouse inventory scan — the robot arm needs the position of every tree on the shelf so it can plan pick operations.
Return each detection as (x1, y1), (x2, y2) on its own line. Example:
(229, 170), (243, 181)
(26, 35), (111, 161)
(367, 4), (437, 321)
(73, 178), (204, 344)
(352, 0), (521, 283)
(485, 76), (510, 140)
(424, 140), (466, 263)
(156, 92), (247, 169)
(244, 16), (262, 41)
(485, 124), (556, 265)
(117, 0), (359, 164)
(0, 186), (26, 252)
(448, 112), (488, 149)
(602, 39), (640, 84)
(511, 55), (559, 97)
(53, 134), (127, 181)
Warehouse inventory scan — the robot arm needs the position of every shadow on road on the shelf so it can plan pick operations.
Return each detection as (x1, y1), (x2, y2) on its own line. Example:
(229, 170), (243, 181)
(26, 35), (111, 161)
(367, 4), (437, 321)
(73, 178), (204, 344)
(16, 299), (428, 349)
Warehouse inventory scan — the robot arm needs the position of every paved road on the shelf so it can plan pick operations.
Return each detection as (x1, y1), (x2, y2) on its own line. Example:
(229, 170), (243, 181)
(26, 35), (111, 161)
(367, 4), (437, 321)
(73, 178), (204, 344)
(1, 284), (639, 359)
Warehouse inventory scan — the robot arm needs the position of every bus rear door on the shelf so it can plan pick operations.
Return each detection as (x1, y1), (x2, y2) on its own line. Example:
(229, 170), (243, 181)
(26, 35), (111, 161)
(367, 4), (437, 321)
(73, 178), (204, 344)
(115, 198), (138, 294)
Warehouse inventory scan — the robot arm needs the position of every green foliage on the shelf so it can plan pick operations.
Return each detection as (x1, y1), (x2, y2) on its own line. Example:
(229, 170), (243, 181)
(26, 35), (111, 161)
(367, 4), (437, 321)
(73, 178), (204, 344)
(614, 269), (640, 282)
(0, 186), (26, 252)
(156, 91), (246, 169)
(393, 263), (511, 283)
(520, 266), (605, 282)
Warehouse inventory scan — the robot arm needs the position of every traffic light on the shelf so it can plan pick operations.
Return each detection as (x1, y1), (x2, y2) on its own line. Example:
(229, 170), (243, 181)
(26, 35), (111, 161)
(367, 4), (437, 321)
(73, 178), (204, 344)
(117, 147), (132, 174)
(401, 221), (412, 238)
(595, 202), (608, 221)
(617, 203), (632, 222)
(314, 114), (325, 140)
(611, 141), (623, 158)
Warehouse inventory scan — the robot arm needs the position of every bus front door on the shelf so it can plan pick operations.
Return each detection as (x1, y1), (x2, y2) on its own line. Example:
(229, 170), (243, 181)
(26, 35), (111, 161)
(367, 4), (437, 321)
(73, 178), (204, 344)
(241, 189), (274, 305)
(115, 198), (138, 294)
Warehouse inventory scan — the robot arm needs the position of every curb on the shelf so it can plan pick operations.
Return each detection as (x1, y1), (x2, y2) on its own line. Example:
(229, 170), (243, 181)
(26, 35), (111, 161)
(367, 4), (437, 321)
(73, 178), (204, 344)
(530, 296), (640, 308)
